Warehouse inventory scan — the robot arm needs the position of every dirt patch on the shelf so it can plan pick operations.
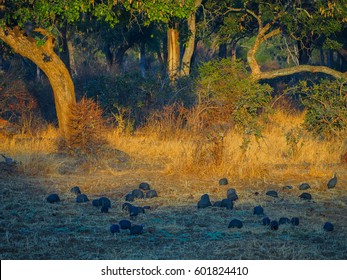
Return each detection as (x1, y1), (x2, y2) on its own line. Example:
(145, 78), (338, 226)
(0, 165), (346, 260)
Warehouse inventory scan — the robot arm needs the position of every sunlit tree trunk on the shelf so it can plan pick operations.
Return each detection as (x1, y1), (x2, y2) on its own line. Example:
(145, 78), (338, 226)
(167, 24), (180, 80)
(0, 26), (76, 137)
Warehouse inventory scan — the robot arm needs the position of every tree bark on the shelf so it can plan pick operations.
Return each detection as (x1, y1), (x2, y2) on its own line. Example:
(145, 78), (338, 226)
(0, 26), (76, 137)
(167, 25), (180, 80)
(180, 0), (202, 76)
(67, 40), (77, 76)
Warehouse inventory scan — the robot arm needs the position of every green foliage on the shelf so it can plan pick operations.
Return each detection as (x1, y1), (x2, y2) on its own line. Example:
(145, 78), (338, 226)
(197, 59), (273, 140)
(291, 80), (347, 139)
(124, 0), (195, 24)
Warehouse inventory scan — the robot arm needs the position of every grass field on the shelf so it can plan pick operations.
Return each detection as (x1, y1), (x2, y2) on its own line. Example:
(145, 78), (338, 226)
(0, 109), (346, 259)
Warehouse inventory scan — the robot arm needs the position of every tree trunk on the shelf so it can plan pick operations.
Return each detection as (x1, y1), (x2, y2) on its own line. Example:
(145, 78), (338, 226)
(219, 43), (227, 59)
(230, 40), (237, 62)
(114, 42), (131, 70)
(167, 24), (180, 80)
(0, 26), (76, 137)
(181, 0), (202, 76)
(103, 43), (114, 72)
(60, 23), (71, 74)
(67, 40), (77, 76)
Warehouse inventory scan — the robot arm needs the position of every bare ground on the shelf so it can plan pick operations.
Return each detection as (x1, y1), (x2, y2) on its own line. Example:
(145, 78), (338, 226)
(0, 161), (347, 260)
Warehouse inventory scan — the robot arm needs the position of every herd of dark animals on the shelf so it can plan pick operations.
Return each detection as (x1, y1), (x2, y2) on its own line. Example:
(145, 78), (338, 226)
(44, 172), (337, 238)
(46, 183), (159, 236)
(0, 153), (339, 240)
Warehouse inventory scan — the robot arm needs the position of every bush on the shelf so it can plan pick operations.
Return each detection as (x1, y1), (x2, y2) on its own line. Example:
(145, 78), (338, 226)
(59, 97), (108, 157)
(197, 59), (273, 140)
(0, 75), (44, 134)
(291, 80), (347, 139)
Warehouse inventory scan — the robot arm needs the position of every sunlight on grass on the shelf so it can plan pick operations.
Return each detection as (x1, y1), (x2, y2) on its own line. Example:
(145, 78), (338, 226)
(0, 108), (345, 179)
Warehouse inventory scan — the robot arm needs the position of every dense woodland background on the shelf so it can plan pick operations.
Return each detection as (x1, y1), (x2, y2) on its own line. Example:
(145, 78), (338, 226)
(0, 0), (346, 172)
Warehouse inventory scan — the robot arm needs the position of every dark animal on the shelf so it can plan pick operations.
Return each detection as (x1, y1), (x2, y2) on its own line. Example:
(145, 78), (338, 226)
(146, 190), (158, 198)
(253, 205), (264, 215)
(262, 217), (271, 226)
(139, 182), (150, 191)
(327, 173), (337, 189)
(132, 189), (144, 199)
(1, 154), (15, 164)
(299, 193), (312, 200)
(270, 220), (279, 230)
(221, 198), (233, 210)
(99, 197), (111, 208)
(47, 194), (60, 203)
(110, 224), (120, 234)
(119, 220), (131, 230)
(266, 190), (278, 198)
(226, 188), (238, 201)
(291, 217), (300, 226)
(70, 186), (81, 195)
(228, 219), (243, 229)
(76, 194), (89, 203)
(299, 183), (311, 190)
(323, 222), (334, 231)
(122, 202), (133, 212)
(219, 178), (228, 185)
(197, 194), (212, 208)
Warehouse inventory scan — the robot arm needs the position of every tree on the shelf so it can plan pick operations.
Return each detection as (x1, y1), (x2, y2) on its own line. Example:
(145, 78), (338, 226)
(0, 0), (196, 135)
(216, 0), (347, 81)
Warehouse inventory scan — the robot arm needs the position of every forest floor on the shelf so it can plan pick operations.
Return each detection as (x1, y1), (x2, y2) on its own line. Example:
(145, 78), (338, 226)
(1, 155), (347, 260)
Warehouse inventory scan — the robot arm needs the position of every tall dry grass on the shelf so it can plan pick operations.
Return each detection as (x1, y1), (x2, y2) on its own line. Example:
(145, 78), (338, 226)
(0, 106), (345, 179)
(110, 106), (346, 180)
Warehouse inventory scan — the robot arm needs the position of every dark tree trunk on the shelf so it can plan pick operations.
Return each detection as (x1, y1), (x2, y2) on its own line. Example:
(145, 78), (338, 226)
(114, 42), (131, 69)
(60, 23), (71, 74)
(297, 39), (312, 65)
(219, 43), (227, 58)
(103, 43), (114, 71)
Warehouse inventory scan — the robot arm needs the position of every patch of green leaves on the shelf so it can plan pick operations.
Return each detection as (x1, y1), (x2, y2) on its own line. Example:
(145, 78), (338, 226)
(197, 59), (273, 149)
(291, 80), (347, 139)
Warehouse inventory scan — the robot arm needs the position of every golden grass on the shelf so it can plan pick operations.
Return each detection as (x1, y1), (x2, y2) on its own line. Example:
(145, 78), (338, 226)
(109, 108), (345, 180)
(1, 108), (345, 179)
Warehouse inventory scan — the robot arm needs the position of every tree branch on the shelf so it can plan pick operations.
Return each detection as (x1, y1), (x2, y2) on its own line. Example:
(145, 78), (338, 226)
(261, 28), (281, 42)
(256, 65), (347, 81)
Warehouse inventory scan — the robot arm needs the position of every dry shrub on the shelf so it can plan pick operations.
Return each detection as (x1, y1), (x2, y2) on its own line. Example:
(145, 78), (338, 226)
(145, 103), (190, 139)
(59, 97), (108, 157)
(0, 77), (43, 134)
